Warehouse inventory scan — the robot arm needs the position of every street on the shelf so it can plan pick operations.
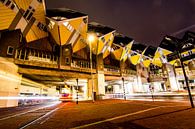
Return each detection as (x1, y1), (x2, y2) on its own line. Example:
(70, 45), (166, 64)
(0, 99), (194, 129)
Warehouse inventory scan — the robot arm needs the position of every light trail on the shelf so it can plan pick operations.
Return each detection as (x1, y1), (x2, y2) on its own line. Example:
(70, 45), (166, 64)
(19, 103), (66, 129)
(0, 96), (59, 100)
(0, 101), (61, 121)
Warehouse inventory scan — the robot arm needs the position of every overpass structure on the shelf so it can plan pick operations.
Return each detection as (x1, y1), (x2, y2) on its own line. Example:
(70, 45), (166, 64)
(0, 0), (195, 107)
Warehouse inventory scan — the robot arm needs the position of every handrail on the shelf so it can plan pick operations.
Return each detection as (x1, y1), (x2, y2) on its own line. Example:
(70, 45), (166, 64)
(15, 48), (58, 64)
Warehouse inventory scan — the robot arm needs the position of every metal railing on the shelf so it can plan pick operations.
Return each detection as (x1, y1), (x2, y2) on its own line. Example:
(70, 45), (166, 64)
(124, 69), (137, 75)
(104, 65), (120, 72)
(71, 59), (96, 69)
(149, 73), (167, 82)
(14, 48), (136, 76)
(15, 48), (58, 64)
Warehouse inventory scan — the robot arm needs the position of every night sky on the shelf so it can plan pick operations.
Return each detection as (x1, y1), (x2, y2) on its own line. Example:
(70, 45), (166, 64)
(46, 0), (195, 47)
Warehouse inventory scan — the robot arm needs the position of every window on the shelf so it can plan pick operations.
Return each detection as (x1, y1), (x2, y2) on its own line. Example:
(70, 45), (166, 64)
(1, 0), (6, 3)
(101, 37), (105, 43)
(7, 46), (14, 55)
(37, 0), (42, 3)
(10, 4), (15, 10)
(27, 12), (33, 20)
(65, 57), (70, 64)
(5, 0), (11, 6)
(23, 6), (35, 21)
(83, 18), (87, 24)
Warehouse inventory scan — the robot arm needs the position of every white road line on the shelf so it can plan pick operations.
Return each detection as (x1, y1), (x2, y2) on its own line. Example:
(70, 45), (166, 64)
(19, 103), (66, 129)
(71, 106), (161, 129)
(0, 101), (61, 121)
(19, 107), (59, 129)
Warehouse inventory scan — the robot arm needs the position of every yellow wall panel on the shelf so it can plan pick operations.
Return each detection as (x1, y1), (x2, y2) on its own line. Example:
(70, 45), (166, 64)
(72, 37), (87, 53)
(14, 0), (32, 10)
(69, 18), (83, 32)
(152, 58), (162, 67)
(26, 29), (37, 42)
(97, 40), (104, 54)
(103, 50), (110, 59)
(130, 55), (140, 65)
(49, 24), (60, 45)
(143, 60), (151, 67)
(154, 51), (161, 58)
(0, 4), (16, 30)
(162, 49), (172, 55)
(26, 23), (47, 42)
(113, 48), (123, 60)
(33, 4), (46, 23)
(59, 25), (72, 45)
(169, 60), (177, 65)
(98, 32), (114, 55)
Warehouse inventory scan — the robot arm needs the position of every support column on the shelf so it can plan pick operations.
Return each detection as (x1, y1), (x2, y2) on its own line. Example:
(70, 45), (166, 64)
(120, 60), (125, 76)
(95, 53), (105, 99)
(87, 78), (92, 100)
(0, 57), (21, 108)
(135, 63), (144, 92)
(165, 64), (180, 91)
(136, 63), (149, 92)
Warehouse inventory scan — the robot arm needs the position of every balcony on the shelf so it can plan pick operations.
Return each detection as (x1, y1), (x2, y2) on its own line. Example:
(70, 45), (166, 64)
(14, 48), (59, 68)
(14, 48), (136, 76)
(14, 48), (96, 73)
(71, 59), (96, 73)
(104, 65), (120, 76)
(149, 73), (167, 82)
(123, 69), (137, 76)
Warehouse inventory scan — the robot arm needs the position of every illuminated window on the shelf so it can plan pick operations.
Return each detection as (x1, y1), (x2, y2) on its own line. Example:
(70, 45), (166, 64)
(7, 46), (14, 55)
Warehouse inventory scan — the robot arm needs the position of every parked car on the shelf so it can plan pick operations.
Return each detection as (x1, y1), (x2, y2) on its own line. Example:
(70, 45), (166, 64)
(59, 93), (73, 102)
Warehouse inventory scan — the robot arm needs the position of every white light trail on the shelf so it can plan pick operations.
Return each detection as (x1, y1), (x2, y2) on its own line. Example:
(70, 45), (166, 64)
(0, 96), (59, 100)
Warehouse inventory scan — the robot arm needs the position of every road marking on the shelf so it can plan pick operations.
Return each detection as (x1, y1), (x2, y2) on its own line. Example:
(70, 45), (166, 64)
(19, 107), (59, 129)
(19, 103), (66, 129)
(0, 101), (61, 121)
(71, 106), (161, 129)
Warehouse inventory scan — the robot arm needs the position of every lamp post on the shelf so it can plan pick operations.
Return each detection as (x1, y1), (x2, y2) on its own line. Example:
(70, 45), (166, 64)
(165, 36), (194, 108)
(76, 78), (78, 104)
(88, 34), (96, 102)
(177, 50), (194, 108)
(122, 77), (126, 100)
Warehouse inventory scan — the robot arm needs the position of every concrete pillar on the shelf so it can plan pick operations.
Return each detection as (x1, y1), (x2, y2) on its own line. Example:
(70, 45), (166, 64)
(95, 72), (105, 95)
(135, 63), (144, 92)
(0, 57), (21, 107)
(120, 60), (125, 76)
(95, 54), (105, 99)
(165, 64), (180, 91)
(132, 77), (139, 93)
(87, 78), (92, 99)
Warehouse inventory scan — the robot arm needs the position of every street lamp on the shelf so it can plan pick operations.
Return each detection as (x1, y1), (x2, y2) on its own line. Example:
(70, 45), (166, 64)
(163, 35), (194, 108)
(76, 78), (78, 104)
(122, 77), (126, 100)
(87, 33), (96, 102)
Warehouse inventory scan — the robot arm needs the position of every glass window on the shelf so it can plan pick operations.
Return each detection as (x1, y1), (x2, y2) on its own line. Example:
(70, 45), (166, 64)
(7, 46), (14, 55)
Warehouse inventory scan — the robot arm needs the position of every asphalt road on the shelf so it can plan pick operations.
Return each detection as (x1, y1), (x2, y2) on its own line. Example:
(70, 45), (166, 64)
(0, 99), (194, 129)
